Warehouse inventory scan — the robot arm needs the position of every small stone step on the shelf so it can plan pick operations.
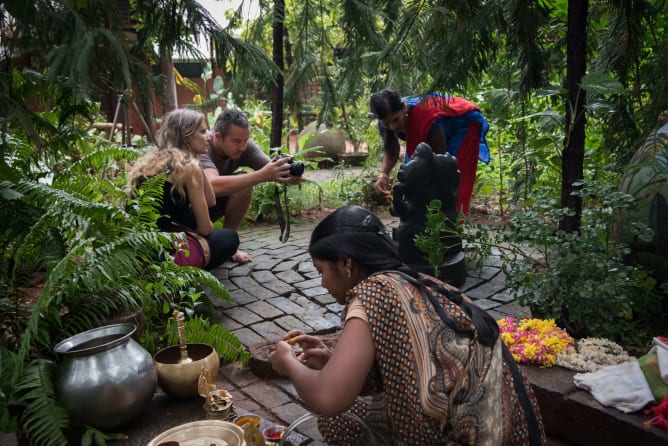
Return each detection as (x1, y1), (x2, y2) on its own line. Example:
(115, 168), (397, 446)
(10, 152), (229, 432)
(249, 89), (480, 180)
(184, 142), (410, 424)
(521, 365), (668, 446)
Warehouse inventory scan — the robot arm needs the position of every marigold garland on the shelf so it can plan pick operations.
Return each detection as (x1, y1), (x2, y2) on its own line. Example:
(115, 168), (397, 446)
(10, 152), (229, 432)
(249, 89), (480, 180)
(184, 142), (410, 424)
(498, 317), (574, 367)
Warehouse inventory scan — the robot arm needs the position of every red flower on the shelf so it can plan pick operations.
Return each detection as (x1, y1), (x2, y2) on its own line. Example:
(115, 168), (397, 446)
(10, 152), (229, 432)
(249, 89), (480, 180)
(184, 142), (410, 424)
(644, 396), (668, 430)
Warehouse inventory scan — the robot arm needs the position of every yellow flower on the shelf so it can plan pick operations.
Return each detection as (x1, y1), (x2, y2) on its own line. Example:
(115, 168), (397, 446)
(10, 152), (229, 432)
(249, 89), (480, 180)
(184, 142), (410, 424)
(501, 332), (514, 345)
(524, 343), (538, 360)
(498, 318), (574, 367)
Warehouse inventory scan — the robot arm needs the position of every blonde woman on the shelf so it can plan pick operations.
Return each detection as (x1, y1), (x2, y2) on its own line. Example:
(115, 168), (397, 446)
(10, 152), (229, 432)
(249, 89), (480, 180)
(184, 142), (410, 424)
(128, 108), (239, 269)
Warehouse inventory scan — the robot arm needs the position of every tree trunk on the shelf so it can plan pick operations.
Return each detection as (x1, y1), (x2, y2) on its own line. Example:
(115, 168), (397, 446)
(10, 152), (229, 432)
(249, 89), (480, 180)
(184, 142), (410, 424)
(284, 27), (302, 135)
(270, 0), (285, 149)
(159, 49), (178, 112)
(560, 0), (588, 233)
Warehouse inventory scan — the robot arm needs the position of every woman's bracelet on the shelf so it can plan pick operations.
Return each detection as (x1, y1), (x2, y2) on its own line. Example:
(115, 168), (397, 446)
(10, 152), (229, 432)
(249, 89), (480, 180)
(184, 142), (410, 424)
(377, 172), (389, 180)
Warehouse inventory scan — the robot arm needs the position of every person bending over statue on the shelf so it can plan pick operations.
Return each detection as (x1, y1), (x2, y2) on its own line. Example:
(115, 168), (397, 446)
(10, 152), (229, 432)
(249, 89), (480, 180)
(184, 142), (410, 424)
(127, 108), (239, 270)
(200, 109), (302, 263)
(370, 88), (490, 215)
(269, 205), (545, 445)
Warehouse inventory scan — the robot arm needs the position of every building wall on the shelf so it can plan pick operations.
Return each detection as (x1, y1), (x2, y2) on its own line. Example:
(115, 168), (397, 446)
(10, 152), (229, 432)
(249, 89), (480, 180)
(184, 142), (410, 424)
(111, 63), (227, 140)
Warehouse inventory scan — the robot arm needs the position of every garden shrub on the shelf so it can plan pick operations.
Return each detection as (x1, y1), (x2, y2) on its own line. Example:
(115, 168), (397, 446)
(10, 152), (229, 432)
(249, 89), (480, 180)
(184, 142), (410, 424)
(496, 180), (664, 344)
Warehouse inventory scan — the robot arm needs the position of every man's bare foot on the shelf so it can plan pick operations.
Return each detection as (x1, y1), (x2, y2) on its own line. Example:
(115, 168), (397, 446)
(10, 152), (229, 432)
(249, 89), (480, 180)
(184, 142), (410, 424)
(231, 249), (253, 264)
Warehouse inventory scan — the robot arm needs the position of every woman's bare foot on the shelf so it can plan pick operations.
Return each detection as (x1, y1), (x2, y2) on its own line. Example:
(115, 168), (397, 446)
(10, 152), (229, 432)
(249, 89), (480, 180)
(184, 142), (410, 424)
(231, 249), (253, 264)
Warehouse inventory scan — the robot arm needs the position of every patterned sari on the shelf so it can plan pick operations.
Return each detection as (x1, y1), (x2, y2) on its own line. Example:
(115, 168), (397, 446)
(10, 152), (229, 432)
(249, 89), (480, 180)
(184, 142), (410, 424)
(318, 272), (545, 445)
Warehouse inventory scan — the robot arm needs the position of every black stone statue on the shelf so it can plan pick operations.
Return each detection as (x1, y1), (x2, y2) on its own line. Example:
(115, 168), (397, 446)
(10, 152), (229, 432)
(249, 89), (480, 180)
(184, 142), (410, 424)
(390, 142), (465, 286)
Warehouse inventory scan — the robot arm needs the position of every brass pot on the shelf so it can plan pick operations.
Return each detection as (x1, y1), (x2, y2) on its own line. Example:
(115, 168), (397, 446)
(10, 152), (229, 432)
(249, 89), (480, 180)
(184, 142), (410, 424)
(154, 343), (219, 399)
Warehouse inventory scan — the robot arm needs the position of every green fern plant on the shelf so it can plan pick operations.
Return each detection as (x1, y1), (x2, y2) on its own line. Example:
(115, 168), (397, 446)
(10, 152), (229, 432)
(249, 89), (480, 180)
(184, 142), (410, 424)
(14, 359), (70, 446)
(0, 137), (243, 444)
(0, 347), (21, 434)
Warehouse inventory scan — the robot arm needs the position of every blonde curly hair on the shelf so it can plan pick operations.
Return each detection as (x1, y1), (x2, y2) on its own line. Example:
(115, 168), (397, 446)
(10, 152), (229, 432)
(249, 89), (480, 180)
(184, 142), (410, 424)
(127, 109), (206, 198)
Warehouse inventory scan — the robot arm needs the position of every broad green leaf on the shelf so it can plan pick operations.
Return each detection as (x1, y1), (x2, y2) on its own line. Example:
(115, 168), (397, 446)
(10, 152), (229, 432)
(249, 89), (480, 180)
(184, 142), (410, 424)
(585, 99), (617, 114)
(535, 87), (565, 98)
(579, 72), (625, 95)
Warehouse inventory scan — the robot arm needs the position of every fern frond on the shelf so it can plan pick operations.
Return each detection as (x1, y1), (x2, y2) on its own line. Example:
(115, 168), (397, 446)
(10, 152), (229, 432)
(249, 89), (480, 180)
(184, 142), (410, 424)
(59, 292), (126, 338)
(55, 145), (144, 182)
(16, 181), (120, 224)
(167, 316), (249, 363)
(25, 232), (168, 341)
(158, 263), (231, 303)
(15, 359), (70, 446)
(18, 236), (93, 359)
(3, 206), (49, 291)
(0, 347), (22, 433)
(125, 174), (167, 227)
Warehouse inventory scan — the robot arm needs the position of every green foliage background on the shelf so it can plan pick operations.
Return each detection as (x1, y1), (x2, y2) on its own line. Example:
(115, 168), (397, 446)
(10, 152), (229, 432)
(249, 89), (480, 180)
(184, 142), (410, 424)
(0, 119), (247, 444)
(1, 0), (667, 444)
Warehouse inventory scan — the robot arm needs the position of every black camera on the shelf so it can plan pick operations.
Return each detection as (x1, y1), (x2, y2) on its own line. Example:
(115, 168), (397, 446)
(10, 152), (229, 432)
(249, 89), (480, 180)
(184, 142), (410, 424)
(270, 149), (304, 177)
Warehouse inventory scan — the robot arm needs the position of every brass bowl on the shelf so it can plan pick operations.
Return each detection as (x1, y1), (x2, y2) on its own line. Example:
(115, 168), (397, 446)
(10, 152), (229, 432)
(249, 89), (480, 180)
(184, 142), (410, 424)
(146, 419), (246, 446)
(154, 343), (219, 399)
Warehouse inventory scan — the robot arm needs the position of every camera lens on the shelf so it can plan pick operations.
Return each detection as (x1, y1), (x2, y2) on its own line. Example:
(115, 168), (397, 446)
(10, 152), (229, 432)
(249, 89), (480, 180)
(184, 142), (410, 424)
(289, 161), (305, 177)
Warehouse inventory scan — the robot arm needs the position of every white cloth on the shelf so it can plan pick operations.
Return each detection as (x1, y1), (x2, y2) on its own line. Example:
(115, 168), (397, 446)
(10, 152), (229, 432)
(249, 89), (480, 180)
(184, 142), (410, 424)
(573, 360), (654, 413)
(654, 336), (668, 383)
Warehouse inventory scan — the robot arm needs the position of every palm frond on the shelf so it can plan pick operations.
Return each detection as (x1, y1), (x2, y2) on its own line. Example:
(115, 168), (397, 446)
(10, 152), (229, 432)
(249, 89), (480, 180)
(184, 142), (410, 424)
(46, 5), (133, 97)
(210, 30), (280, 86)
(340, 0), (385, 48)
(0, 92), (58, 174)
(284, 53), (318, 109)
(496, 0), (552, 93)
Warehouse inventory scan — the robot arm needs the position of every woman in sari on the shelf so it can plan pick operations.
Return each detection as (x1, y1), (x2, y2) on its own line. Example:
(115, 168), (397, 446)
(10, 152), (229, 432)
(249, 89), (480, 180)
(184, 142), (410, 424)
(269, 205), (545, 445)
(370, 88), (490, 215)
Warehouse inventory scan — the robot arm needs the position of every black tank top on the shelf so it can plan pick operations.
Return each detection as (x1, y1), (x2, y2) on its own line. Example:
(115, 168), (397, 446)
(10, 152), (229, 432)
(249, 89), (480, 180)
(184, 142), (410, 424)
(157, 181), (197, 232)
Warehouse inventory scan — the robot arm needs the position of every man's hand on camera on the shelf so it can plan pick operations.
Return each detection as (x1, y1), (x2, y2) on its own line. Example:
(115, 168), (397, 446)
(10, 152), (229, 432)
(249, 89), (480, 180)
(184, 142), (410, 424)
(266, 151), (305, 184)
(261, 155), (292, 183)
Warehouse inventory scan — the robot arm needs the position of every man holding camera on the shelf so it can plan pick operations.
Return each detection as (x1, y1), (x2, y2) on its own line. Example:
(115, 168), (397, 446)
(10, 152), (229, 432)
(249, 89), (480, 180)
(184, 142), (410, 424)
(201, 109), (301, 263)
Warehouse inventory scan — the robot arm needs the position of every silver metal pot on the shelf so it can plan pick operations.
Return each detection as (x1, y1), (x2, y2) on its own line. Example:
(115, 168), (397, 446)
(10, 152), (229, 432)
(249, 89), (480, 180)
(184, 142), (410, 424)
(53, 323), (157, 430)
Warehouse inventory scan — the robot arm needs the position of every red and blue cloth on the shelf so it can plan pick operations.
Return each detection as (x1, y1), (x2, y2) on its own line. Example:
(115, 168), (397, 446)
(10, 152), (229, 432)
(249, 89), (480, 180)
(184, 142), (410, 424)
(380, 93), (490, 215)
(403, 93), (489, 164)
